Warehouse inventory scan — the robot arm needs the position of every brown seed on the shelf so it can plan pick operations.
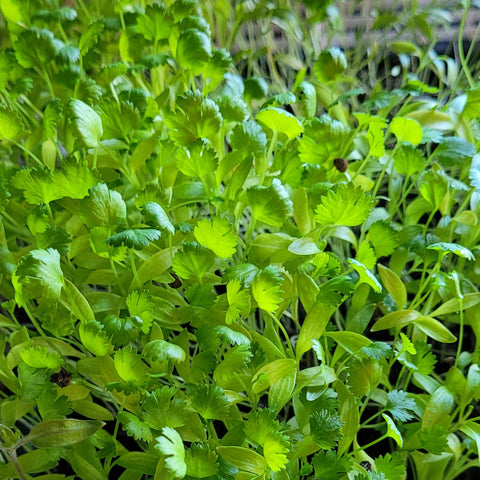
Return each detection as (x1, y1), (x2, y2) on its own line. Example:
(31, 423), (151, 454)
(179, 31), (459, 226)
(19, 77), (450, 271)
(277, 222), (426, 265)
(334, 157), (348, 172)
(50, 367), (72, 387)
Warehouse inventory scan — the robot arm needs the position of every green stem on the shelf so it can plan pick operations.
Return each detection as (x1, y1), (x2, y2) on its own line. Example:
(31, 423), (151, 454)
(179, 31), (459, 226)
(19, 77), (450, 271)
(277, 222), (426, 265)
(11, 140), (43, 167)
(260, 131), (278, 185)
(129, 251), (142, 290)
(267, 311), (294, 357)
(8, 448), (29, 480)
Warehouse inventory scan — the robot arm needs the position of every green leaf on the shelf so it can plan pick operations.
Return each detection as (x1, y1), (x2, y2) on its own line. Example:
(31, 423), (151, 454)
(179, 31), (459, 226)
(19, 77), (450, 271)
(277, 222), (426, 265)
(80, 183), (127, 228)
(12, 161), (98, 204)
(13, 248), (64, 304)
(299, 116), (352, 164)
(309, 409), (344, 449)
(136, 3), (173, 42)
(315, 183), (374, 226)
(390, 117), (422, 145)
(354, 113), (387, 158)
(172, 242), (215, 280)
(79, 320), (113, 356)
(374, 453), (406, 480)
(224, 280), (250, 325)
(347, 358), (382, 397)
(348, 259), (382, 293)
(230, 120), (267, 156)
(382, 414), (403, 447)
(14, 27), (59, 69)
(297, 298), (338, 359)
(217, 446), (267, 475)
(417, 425), (449, 455)
(264, 433), (289, 472)
(188, 384), (229, 420)
(68, 99), (103, 148)
(414, 315), (457, 343)
(194, 217), (237, 258)
(143, 340), (186, 363)
(368, 221), (398, 258)
(0, 105), (24, 141)
(176, 139), (218, 177)
(356, 242), (376, 270)
(105, 228), (161, 250)
(361, 342), (392, 360)
(427, 242), (475, 260)
(141, 202), (175, 235)
(419, 170), (448, 210)
(256, 107), (304, 140)
(26, 419), (104, 447)
(20, 346), (62, 370)
(435, 137), (475, 164)
(215, 326), (250, 345)
(247, 178), (293, 227)
(422, 386), (454, 429)
(430, 292), (480, 316)
(386, 390), (417, 422)
(377, 264), (407, 309)
(156, 427), (187, 478)
(185, 444), (219, 478)
(394, 145), (427, 176)
(176, 28), (212, 72)
(312, 450), (352, 480)
(126, 290), (154, 334)
(118, 411), (153, 443)
(252, 266), (284, 312)
(114, 346), (148, 386)
(314, 47), (347, 82)
(165, 90), (222, 146)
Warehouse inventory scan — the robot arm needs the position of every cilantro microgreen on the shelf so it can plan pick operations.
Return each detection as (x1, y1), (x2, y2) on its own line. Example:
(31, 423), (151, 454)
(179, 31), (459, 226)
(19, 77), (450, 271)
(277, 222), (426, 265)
(1, 2), (479, 479)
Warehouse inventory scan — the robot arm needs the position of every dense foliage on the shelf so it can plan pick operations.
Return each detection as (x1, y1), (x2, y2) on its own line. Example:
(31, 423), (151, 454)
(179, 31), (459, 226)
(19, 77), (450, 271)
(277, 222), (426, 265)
(1, 1), (480, 479)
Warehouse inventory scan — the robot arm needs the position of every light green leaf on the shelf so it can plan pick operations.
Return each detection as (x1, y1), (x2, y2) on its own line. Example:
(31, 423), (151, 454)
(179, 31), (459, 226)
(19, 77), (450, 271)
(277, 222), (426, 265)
(427, 242), (475, 260)
(126, 290), (154, 334)
(141, 202), (175, 235)
(185, 444), (219, 478)
(172, 242), (215, 280)
(20, 346), (62, 370)
(430, 293), (480, 316)
(315, 183), (374, 226)
(114, 346), (147, 386)
(252, 266), (284, 312)
(194, 217), (237, 258)
(143, 340), (186, 363)
(354, 113), (387, 158)
(422, 386), (454, 429)
(414, 316), (457, 343)
(165, 90), (222, 146)
(264, 433), (289, 472)
(230, 120), (267, 156)
(225, 280), (251, 324)
(0, 105), (24, 141)
(156, 427), (187, 478)
(419, 170), (449, 210)
(372, 310), (421, 331)
(356, 242), (376, 270)
(390, 117), (422, 145)
(256, 107), (303, 140)
(176, 139), (217, 178)
(368, 221), (398, 258)
(348, 258), (382, 293)
(247, 178), (293, 227)
(217, 446), (267, 475)
(13, 248), (64, 304)
(176, 28), (212, 72)
(79, 320), (113, 356)
(26, 419), (104, 447)
(382, 414), (403, 447)
(80, 183), (126, 228)
(378, 264), (407, 309)
(214, 326), (250, 345)
(68, 99), (103, 148)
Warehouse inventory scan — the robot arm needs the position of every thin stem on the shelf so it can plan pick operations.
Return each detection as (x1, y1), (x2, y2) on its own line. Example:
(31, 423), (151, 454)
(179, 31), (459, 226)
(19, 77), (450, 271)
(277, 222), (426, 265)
(267, 311), (294, 357)
(129, 251), (142, 290)
(8, 449), (29, 480)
